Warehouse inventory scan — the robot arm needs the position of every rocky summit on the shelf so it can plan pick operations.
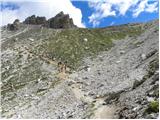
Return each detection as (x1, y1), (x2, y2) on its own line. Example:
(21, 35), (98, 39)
(23, 15), (47, 25)
(23, 11), (76, 29)
(7, 19), (20, 31)
(1, 16), (159, 119)
(47, 11), (77, 29)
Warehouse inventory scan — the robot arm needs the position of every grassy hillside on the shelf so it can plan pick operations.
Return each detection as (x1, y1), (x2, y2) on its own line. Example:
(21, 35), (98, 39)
(30, 24), (143, 70)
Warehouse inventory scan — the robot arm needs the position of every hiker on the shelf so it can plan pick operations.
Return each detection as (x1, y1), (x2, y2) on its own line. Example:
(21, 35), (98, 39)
(58, 61), (67, 73)
(62, 61), (67, 73)
(58, 62), (63, 73)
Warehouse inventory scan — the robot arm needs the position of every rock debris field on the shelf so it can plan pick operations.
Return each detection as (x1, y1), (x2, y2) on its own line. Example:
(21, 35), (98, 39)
(1, 19), (159, 119)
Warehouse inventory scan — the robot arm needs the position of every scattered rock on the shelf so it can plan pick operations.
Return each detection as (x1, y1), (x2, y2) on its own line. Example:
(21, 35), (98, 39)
(1, 17), (158, 119)
(146, 97), (154, 102)
(85, 47), (89, 50)
(145, 113), (159, 119)
(15, 38), (18, 41)
(132, 106), (141, 111)
(88, 91), (96, 96)
(120, 50), (125, 54)
(83, 38), (88, 42)
(67, 115), (73, 118)
(117, 106), (137, 119)
(99, 56), (103, 61)
(28, 38), (34, 42)
(146, 50), (158, 59)
(37, 78), (41, 83)
(83, 66), (91, 72)
(155, 70), (159, 74)
(67, 80), (75, 86)
(82, 77), (88, 80)
(87, 67), (91, 72)
(132, 78), (145, 89)
(141, 54), (146, 60)
(116, 60), (121, 63)
(97, 70), (101, 75)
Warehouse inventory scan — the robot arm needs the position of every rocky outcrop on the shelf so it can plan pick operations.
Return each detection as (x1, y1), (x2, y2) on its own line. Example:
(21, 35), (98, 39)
(23, 15), (46, 25)
(23, 12), (77, 29)
(47, 11), (77, 29)
(7, 19), (20, 31)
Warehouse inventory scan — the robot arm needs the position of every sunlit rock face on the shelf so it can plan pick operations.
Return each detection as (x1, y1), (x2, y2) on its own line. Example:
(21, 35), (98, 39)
(7, 19), (20, 31)
(23, 12), (77, 29)
(23, 15), (47, 25)
(47, 11), (77, 29)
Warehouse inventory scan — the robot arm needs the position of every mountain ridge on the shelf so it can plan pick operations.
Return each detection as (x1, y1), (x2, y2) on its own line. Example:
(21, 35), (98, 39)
(1, 18), (159, 119)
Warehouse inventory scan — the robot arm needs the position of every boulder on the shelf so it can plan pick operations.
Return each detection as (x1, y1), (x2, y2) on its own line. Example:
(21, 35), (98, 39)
(141, 54), (146, 60)
(83, 38), (88, 42)
(28, 38), (34, 41)
(116, 60), (121, 63)
(120, 50), (125, 54)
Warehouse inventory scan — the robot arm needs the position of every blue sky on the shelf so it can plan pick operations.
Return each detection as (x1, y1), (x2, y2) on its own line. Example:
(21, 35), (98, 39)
(72, 1), (159, 28)
(0, 0), (159, 28)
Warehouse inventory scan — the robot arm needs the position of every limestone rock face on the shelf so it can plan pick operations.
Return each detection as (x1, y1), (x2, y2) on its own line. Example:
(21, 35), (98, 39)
(23, 12), (77, 29)
(7, 19), (20, 31)
(24, 15), (36, 24)
(24, 15), (46, 25)
(47, 11), (77, 29)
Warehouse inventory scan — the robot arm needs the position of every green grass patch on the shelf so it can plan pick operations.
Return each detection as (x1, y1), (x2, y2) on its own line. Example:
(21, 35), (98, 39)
(42, 26), (143, 70)
(145, 100), (159, 113)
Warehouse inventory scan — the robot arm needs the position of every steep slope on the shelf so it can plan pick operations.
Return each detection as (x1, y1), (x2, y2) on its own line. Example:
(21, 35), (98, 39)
(1, 20), (159, 118)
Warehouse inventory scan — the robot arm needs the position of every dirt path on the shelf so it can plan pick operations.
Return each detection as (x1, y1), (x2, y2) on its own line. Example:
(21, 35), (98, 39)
(68, 79), (117, 119)
(92, 105), (116, 119)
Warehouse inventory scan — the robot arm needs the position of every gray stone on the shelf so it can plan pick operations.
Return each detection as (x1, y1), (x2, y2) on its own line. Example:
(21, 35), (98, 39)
(47, 11), (77, 29)
(120, 50), (125, 54)
(146, 96), (154, 102)
(141, 54), (146, 60)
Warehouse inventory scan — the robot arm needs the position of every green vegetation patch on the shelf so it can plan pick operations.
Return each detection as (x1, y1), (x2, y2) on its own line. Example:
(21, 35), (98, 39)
(145, 100), (159, 113)
(43, 25), (143, 70)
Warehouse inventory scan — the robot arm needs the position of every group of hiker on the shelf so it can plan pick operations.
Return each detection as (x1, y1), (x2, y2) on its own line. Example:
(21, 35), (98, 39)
(57, 61), (67, 73)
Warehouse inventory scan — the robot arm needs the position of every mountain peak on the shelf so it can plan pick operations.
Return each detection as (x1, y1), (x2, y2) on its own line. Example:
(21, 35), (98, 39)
(23, 11), (77, 29)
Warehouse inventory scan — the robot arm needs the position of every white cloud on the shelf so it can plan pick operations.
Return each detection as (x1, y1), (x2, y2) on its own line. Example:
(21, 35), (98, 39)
(88, 0), (159, 27)
(0, 0), (85, 28)
(133, 0), (158, 17)
(88, 1), (116, 27)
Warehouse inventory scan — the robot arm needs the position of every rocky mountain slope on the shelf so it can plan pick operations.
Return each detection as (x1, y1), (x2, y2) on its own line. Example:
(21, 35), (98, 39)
(1, 16), (159, 119)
